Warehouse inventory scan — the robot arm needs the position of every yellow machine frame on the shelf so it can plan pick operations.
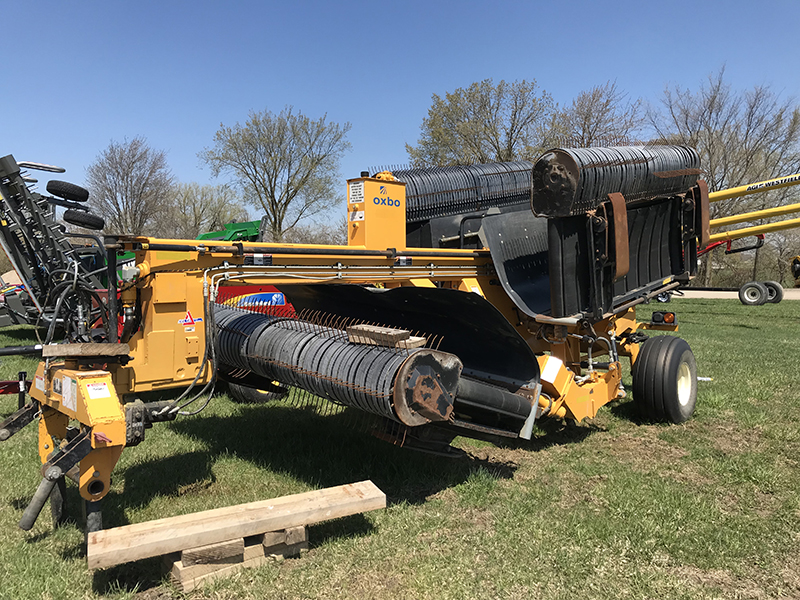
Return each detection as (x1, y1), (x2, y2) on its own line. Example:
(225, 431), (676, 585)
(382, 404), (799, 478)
(21, 169), (800, 506)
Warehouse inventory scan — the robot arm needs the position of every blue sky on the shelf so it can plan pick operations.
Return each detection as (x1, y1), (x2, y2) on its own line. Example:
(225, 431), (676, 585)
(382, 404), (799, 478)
(3, 0), (799, 220)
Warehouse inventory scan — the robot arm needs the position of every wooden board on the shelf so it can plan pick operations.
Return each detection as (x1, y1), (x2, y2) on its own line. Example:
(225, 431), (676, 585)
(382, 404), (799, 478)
(182, 538), (244, 567)
(169, 532), (308, 592)
(347, 324), (409, 346)
(346, 324), (427, 349)
(87, 480), (384, 570)
(42, 342), (131, 357)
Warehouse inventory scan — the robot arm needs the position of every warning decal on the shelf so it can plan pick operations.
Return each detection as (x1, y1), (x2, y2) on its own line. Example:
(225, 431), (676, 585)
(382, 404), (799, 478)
(178, 311), (203, 326)
(86, 382), (111, 400)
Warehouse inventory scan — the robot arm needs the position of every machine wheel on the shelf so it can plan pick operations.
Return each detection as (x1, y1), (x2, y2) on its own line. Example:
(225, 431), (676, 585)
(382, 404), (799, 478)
(632, 336), (697, 424)
(47, 180), (89, 202)
(738, 281), (768, 306)
(228, 381), (288, 404)
(762, 281), (784, 304)
(63, 209), (105, 231)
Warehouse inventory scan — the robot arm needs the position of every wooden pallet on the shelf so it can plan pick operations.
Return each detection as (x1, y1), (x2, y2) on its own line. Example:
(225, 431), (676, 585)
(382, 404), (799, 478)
(87, 480), (385, 576)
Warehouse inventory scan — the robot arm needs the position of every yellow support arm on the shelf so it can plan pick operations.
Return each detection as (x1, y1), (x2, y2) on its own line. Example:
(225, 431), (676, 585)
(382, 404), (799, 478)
(709, 172), (800, 203)
(710, 201), (800, 228)
(708, 216), (800, 243)
(705, 172), (800, 244)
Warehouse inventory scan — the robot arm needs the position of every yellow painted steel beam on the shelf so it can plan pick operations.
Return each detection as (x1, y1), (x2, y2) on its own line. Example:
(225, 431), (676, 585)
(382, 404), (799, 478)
(708, 216), (800, 243)
(709, 172), (800, 203)
(710, 201), (800, 228)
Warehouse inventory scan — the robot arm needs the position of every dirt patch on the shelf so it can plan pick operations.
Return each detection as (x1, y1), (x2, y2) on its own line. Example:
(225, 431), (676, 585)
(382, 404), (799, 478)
(707, 422), (764, 455)
(550, 471), (610, 512)
(779, 554), (800, 594)
(604, 430), (688, 463)
(134, 587), (178, 600)
(463, 445), (528, 467)
(669, 565), (768, 599)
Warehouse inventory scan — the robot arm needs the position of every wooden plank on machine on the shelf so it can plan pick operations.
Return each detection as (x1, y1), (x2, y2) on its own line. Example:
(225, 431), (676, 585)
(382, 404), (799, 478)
(42, 342), (131, 357)
(346, 324), (427, 348)
(87, 480), (385, 570)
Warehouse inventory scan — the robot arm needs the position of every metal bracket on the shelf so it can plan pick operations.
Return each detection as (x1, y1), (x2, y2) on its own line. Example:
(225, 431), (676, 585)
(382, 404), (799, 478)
(519, 382), (542, 440)
(0, 401), (39, 441)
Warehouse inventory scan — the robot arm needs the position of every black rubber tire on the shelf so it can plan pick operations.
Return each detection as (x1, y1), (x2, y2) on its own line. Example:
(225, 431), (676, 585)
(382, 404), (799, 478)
(47, 180), (89, 202)
(228, 381), (288, 404)
(762, 281), (784, 304)
(738, 281), (768, 306)
(63, 209), (105, 231)
(632, 335), (697, 424)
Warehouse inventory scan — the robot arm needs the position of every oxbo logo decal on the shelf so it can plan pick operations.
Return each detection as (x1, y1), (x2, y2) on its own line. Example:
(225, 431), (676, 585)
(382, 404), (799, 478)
(373, 196), (402, 207)
(374, 183), (401, 207)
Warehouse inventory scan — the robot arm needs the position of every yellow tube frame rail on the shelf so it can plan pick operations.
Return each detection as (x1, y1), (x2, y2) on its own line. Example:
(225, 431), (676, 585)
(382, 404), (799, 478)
(705, 172), (800, 244)
(708, 172), (800, 203)
(708, 216), (800, 243)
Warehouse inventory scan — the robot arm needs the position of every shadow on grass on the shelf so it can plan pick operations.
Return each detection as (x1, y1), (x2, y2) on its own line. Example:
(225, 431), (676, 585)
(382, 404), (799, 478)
(607, 398), (645, 423)
(164, 403), (519, 506)
(0, 326), (44, 343)
(91, 401), (600, 594)
(92, 556), (166, 596)
(499, 417), (597, 451)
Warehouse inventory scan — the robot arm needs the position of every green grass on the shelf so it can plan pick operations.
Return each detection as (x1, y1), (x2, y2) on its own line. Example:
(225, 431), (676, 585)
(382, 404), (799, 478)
(1, 298), (799, 599)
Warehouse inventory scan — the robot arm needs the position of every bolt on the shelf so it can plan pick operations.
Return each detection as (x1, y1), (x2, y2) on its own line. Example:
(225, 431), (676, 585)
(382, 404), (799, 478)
(44, 466), (62, 481)
(93, 471), (100, 478)
(44, 443), (49, 449)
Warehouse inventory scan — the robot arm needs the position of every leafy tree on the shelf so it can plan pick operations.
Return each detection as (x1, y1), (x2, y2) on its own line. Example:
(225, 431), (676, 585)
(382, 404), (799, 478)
(85, 137), (174, 234)
(156, 183), (249, 239)
(649, 68), (800, 284)
(200, 107), (351, 242)
(406, 79), (555, 167)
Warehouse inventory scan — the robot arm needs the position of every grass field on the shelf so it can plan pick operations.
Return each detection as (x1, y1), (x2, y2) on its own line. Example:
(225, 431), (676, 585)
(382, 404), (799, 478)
(0, 298), (799, 599)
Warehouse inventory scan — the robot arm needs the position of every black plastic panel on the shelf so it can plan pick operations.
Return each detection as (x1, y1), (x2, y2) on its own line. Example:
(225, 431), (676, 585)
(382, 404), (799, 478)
(481, 212), (550, 317)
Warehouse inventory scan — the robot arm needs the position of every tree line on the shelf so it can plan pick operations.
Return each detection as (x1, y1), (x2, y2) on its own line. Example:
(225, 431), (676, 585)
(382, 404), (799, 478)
(82, 69), (800, 285)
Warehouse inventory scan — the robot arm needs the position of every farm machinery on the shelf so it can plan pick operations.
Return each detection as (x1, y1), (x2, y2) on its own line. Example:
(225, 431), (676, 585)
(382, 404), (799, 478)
(0, 145), (796, 535)
(704, 172), (800, 304)
(0, 156), (107, 333)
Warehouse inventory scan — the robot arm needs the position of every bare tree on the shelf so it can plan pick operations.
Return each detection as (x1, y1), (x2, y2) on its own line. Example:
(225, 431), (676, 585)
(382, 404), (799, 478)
(271, 218), (347, 245)
(85, 137), (174, 235)
(200, 107), (351, 242)
(649, 68), (800, 284)
(155, 183), (249, 239)
(554, 81), (642, 147)
(406, 79), (555, 167)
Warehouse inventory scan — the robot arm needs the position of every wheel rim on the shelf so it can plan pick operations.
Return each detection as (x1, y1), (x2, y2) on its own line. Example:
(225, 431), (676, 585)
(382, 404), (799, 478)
(744, 287), (760, 302)
(677, 362), (692, 406)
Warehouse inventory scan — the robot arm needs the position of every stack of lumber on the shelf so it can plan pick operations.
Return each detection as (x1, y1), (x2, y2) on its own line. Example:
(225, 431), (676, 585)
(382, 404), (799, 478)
(87, 480), (385, 591)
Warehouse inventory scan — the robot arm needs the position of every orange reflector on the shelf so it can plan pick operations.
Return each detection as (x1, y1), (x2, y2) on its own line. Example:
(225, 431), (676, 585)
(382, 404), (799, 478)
(663, 313), (675, 323)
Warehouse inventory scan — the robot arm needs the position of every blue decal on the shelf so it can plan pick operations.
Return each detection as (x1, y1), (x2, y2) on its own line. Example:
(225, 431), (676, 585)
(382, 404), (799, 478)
(236, 292), (286, 307)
